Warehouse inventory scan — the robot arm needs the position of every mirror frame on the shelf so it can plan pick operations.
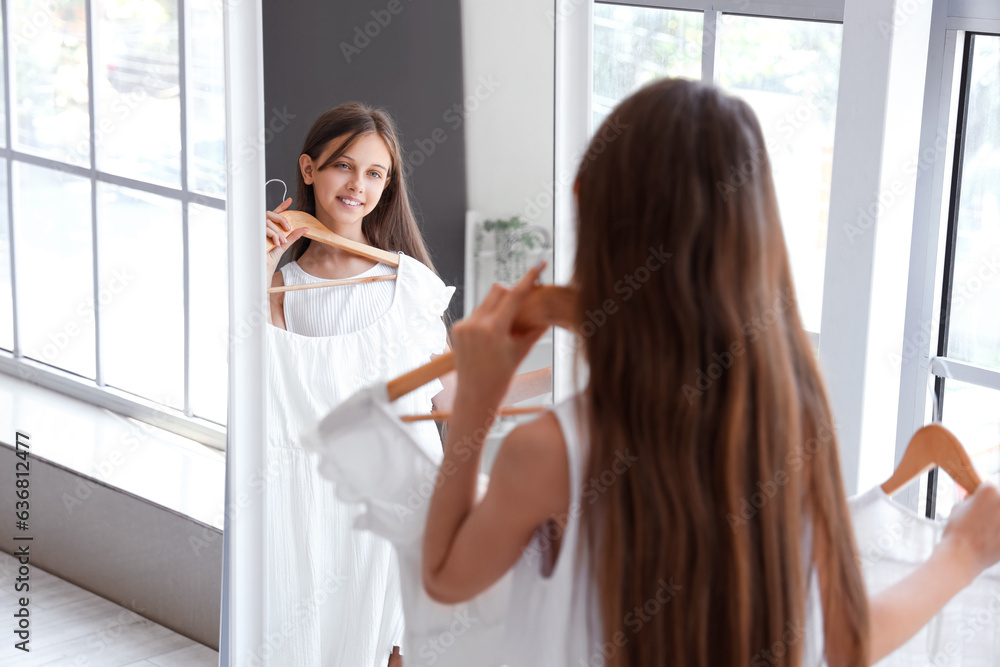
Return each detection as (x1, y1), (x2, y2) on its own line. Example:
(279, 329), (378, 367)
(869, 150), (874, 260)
(221, 1), (586, 663)
(221, 0), (267, 662)
(553, 1), (592, 401)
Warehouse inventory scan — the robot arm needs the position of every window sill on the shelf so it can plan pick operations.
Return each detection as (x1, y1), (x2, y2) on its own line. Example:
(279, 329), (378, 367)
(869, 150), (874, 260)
(0, 372), (225, 528)
(0, 353), (226, 449)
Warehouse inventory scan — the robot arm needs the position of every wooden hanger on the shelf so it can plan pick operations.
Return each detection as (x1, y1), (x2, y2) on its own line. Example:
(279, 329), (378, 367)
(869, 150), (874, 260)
(401, 405), (548, 423)
(881, 424), (982, 496)
(268, 274), (396, 294)
(267, 210), (400, 294)
(396, 285), (576, 422)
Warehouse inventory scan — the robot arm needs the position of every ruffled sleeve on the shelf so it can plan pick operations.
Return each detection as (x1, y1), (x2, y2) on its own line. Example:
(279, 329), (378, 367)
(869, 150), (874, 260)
(299, 383), (444, 545)
(394, 255), (456, 409)
(397, 254), (456, 359)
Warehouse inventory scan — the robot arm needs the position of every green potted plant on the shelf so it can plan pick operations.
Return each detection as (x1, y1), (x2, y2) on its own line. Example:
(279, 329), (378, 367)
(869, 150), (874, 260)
(474, 215), (552, 284)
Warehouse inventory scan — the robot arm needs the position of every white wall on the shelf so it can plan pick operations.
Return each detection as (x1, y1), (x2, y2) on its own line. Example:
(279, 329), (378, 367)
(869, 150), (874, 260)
(460, 0), (557, 380)
(460, 0), (556, 233)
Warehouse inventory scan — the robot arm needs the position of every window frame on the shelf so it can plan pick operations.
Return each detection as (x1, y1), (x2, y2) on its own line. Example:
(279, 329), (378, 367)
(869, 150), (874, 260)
(896, 23), (1000, 517)
(0, 0), (227, 449)
(590, 0), (843, 23)
(591, 0), (845, 88)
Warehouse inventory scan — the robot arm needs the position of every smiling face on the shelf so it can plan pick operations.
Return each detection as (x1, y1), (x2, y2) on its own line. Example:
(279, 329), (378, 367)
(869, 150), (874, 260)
(299, 132), (393, 229)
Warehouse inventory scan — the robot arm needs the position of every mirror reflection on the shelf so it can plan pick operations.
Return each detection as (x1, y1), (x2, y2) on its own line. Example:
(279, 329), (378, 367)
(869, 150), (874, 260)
(259, 2), (554, 664)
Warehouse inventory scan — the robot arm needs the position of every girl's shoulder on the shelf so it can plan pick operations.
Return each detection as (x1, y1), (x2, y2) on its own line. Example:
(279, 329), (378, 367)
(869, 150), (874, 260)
(497, 394), (588, 508)
(490, 411), (571, 519)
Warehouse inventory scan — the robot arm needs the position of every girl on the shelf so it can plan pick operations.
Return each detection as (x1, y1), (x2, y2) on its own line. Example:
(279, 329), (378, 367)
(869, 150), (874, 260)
(264, 102), (549, 666)
(264, 102), (429, 667)
(266, 103), (551, 410)
(421, 78), (1000, 666)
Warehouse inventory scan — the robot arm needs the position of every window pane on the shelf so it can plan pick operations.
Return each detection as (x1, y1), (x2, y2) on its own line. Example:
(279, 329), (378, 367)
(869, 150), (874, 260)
(94, 0), (181, 186)
(97, 183), (183, 408)
(14, 162), (94, 377)
(934, 380), (1000, 518)
(0, 162), (10, 351)
(717, 16), (843, 334)
(10, 0), (90, 166)
(592, 4), (702, 128)
(187, 0), (226, 198)
(189, 203), (227, 424)
(945, 35), (1000, 370)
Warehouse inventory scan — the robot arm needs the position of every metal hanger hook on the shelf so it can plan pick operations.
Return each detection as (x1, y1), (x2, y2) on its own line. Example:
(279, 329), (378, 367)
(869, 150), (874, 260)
(265, 178), (288, 204)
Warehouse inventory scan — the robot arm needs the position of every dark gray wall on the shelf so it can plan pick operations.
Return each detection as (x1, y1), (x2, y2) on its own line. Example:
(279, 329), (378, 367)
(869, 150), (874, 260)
(263, 0), (467, 318)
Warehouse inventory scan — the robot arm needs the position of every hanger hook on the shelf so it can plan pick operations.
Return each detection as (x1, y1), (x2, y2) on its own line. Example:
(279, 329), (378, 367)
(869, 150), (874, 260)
(265, 178), (288, 205)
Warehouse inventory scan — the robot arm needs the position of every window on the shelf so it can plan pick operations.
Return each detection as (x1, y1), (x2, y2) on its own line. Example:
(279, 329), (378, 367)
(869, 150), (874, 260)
(928, 33), (1000, 518)
(715, 16), (841, 335)
(0, 0), (228, 444)
(592, 6), (702, 128)
(592, 4), (842, 335)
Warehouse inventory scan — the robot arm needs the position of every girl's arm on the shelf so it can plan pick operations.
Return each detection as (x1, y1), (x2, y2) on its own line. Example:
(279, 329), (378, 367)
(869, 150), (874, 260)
(423, 264), (562, 603)
(422, 404), (569, 603)
(264, 196), (307, 328)
(820, 483), (1000, 664)
(866, 541), (978, 662)
(865, 483), (1000, 663)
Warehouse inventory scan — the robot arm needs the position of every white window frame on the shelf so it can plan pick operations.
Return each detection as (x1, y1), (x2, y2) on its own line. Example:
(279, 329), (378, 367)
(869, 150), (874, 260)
(895, 1), (1000, 515)
(0, 0), (227, 449)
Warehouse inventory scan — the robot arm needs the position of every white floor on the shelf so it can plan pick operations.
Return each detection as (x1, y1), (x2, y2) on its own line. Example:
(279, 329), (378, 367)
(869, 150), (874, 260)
(0, 551), (218, 667)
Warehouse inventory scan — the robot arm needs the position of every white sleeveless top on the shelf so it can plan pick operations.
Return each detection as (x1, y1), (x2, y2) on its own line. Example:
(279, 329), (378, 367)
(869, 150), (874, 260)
(280, 258), (397, 336)
(265, 253), (455, 666)
(500, 393), (601, 666)
(500, 393), (827, 667)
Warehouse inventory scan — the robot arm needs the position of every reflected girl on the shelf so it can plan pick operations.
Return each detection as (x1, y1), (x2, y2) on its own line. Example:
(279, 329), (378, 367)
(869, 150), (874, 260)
(265, 102), (433, 667)
(263, 102), (548, 666)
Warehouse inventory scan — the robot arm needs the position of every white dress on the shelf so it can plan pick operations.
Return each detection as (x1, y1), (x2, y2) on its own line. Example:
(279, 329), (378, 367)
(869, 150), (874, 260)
(499, 392), (602, 666)
(301, 383), (514, 667)
(850, 486), (1000, 665)
(264, 253), (455, 667)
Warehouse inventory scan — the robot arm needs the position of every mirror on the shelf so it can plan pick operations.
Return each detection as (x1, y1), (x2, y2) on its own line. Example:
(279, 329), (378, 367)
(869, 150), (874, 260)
(253, 1), (555, 664)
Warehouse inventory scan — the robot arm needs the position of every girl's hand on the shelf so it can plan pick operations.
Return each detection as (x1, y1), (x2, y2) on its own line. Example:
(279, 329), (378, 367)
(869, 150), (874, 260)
(266, 197), (308, 273)
(938, 482), (1000, 583)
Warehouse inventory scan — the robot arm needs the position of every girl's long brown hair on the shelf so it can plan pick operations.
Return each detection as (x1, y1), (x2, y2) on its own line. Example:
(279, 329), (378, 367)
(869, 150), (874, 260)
(287, 102), (437, 273)
(573, 78), (869, 666)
